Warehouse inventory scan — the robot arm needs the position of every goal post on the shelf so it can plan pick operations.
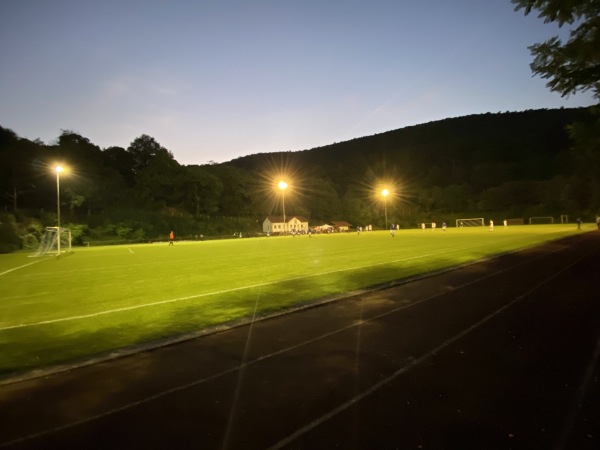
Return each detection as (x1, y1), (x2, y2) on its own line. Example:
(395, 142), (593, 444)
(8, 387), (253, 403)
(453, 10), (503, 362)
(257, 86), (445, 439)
(29, 227), (72, 257)
(528, 216), (554, 225)
(456, 218), (484, 227)
(560, 214), (569, 224)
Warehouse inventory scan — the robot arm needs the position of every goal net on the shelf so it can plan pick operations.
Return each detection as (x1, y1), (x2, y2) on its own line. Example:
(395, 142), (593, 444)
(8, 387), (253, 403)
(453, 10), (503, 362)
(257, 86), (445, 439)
(29, 227), (72, 257)
(529, 216), (554, 224)
(456, 218), (484, 227)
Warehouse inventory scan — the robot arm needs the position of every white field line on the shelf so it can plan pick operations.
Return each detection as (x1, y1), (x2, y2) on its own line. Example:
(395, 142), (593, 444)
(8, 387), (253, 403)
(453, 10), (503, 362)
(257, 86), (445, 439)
(0, 242), (491, 332)
(0, 259), (46, 277)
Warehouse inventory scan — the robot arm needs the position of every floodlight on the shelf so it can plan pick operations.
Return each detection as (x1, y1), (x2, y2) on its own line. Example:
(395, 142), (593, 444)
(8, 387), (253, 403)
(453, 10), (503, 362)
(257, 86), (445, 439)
(279, 181), (288, 234)
(55, 165), (65, 255)
(381, 189), (389, 229)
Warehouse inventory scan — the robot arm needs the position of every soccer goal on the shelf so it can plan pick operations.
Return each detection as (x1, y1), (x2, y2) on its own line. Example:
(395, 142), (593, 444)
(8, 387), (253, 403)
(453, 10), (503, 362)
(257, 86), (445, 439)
(560, 214), (569, 224)
(528, 216), (554, 225)
(456, 218), (484, 227)
(29, 227), (72, 257)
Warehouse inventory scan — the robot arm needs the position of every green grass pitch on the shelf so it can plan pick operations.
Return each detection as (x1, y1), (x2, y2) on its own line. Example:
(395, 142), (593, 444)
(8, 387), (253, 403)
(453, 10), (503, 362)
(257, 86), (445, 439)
(0, 224), (588, 376)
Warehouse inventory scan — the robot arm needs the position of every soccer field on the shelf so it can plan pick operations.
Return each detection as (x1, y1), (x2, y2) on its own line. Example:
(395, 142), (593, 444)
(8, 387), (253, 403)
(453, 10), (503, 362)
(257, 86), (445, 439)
(0, 224), (588, 377)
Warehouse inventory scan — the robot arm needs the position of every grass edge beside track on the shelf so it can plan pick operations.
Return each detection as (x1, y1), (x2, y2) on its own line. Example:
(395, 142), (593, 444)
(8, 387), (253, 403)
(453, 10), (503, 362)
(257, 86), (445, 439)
(1, 230), (589, 386)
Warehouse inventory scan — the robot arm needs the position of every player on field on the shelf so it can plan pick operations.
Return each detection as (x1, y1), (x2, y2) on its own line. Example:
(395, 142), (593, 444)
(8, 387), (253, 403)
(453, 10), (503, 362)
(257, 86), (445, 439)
(169, 230), (175, 245)
(489, 220), (494, 232)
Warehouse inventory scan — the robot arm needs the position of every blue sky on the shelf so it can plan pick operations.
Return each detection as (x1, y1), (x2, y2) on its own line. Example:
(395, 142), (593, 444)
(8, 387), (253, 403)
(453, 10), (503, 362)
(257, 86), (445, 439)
(0, 0), (596, 165)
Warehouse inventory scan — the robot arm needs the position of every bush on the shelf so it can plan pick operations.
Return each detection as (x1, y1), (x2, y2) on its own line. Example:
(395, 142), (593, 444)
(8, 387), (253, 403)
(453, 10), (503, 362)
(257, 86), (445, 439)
(0, 213), (21, 253)
(131, 228), (146, 241)
(21, 233), (39, 250)
(64, 223), (90, 246)
(116, 226), (133, 238)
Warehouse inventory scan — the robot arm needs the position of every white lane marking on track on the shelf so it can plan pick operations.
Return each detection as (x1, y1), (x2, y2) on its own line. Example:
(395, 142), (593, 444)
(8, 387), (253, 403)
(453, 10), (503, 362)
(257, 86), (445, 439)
(267, 248), (594, 450)
(0, 245), (568, 448)
(0, 243), (491, 332)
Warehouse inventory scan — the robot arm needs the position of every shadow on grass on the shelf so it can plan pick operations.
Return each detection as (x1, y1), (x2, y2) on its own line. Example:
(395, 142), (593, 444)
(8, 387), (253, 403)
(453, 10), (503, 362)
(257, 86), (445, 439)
(0, 249), (504, 378)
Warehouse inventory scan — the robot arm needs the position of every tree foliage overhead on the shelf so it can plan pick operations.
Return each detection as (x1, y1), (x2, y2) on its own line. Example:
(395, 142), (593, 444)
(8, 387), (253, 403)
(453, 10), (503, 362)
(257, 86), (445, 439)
(511, 1), (600, 223)
(512, 0), (600, 100)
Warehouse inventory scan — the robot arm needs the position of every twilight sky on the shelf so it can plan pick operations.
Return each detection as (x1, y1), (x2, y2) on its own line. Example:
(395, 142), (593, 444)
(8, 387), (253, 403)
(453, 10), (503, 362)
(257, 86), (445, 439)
(0, 0), (596, 165)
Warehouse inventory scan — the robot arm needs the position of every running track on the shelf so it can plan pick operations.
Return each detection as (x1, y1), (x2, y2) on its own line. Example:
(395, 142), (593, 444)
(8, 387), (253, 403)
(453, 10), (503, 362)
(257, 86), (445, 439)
(1, 232), (599, 449)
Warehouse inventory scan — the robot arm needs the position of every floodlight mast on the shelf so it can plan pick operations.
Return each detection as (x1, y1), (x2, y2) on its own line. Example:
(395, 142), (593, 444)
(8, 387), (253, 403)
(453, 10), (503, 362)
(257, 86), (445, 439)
(55, 165), (63, 256)
(278, 181), (288, 235)
(381, 188), (389, 230)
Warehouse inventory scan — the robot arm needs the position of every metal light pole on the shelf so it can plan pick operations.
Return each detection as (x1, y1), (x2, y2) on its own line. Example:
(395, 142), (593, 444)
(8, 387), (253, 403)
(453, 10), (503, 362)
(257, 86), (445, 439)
(381, 188), (389, 230)
(278, 181), (287, 235)
(55, 165), (63, 256)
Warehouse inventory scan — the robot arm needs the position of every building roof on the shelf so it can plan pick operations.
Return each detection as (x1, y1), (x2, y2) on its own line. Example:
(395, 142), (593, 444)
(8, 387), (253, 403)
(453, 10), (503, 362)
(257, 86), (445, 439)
(330, 221), (352, 227)
(265, 216), (309, 223)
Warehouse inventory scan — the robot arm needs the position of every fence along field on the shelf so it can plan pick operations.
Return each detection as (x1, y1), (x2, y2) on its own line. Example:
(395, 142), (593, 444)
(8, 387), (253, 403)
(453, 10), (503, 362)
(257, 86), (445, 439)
(0, 224), (587, 377)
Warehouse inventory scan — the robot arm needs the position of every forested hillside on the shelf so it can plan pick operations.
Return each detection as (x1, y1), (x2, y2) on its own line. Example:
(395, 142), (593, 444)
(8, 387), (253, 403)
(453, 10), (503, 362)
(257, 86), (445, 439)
(1, 107), (598, 251)
(229, 107), (598, 223)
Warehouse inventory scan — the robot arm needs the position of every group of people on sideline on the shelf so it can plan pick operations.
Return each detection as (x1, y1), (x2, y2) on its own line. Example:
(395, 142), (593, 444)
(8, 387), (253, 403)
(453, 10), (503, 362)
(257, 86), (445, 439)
(167, 216), (600, 244)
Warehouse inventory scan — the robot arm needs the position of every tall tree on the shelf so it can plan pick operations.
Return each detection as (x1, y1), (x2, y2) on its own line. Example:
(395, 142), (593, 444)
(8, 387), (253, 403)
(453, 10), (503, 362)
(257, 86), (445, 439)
(0, 129), (49, 212)
(53, 131), (106, 217)
(127, 135), (173, 175)
(514, 0), (600, 214)
(181, 165), (223, 215)
(134, 150), (183, 208)
(204, 164), (254, 216)
(512, 0), (600, 100)
(103, 146), (136, 187)
(304, 177), (341, 221)
(0, 127), (23, 211)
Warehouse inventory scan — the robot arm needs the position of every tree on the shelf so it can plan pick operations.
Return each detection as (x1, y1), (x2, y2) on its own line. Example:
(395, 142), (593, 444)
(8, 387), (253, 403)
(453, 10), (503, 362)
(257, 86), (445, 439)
(134, 151), (183, 208)
(512, 0), (600, 100)
(204, 164), (254, 216)
(0, 127), (24, 211)
(341, 187), (374, 227)
(0, 213), (21, 253)
(439, 183), (474, 213)
(127, 135), (173, 175)
(304, 177), (341, 221)
(181, 165), (223, 215)
(513, 1), (600, 214)
(103, 146), (135, 187)
(53, 131), (116, 217)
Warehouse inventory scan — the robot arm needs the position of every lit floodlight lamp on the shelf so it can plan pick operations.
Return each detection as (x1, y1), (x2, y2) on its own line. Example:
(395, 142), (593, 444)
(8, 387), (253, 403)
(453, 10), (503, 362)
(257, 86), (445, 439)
(55, 165), (64, 255)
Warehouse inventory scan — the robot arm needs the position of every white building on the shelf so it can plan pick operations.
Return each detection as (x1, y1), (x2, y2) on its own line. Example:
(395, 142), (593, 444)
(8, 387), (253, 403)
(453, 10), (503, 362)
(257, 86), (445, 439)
(263, 216), (309, 234)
